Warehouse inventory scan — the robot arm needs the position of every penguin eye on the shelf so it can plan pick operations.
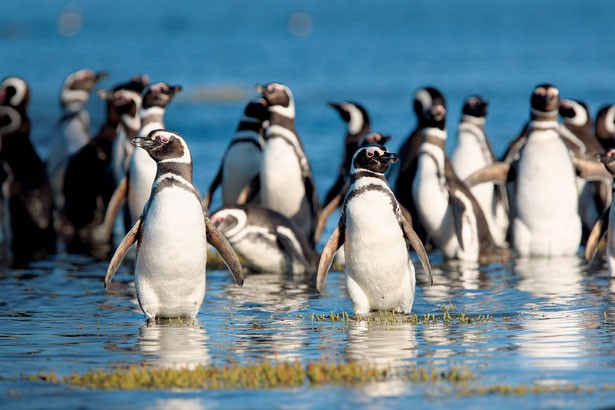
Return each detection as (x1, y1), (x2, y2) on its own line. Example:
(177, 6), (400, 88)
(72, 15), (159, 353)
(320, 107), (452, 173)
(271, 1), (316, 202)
(366, 150), (374, 158)
(160, 135), (170, 143)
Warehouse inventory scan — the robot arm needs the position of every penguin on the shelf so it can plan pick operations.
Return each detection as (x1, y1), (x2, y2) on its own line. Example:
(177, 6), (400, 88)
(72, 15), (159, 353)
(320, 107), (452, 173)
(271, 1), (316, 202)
(123, 82), (182, 229)
(104, 129), (244, 319)
(559, 99), (610, 237)
(316, 144), (433, 315)
(393, 86), (446, 242)
(595, 104), (615, 151)
(585, 149), (615, 276)
(255, 82), (320, 247)
(510, 84), (582, 257)
(0, 76), (56, 266)
(210, 204), (320, 275)
(322, 101), (371, 208)
(47, 69), (107, 223)
(63, 77), (148, 257)
(412, 103), (510, 263)
(450, 95), (509, 246)
(202, 97), (269, 212)
(314, 132), (391, 242)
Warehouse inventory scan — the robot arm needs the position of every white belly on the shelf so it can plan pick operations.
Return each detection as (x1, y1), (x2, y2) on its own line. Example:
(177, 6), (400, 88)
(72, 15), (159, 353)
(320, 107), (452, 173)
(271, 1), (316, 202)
(135, 189), (207, 318)
(222, 143), (261, 205)
(231, 232), (308, 274)
(513, 129), (581, 256)
(128, 149), (157, 225)
(344, 191), (414, 313)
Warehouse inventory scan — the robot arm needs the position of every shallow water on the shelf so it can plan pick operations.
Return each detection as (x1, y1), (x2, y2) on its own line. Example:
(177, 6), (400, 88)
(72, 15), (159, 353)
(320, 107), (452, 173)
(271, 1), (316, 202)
(2, 1), (615, 409)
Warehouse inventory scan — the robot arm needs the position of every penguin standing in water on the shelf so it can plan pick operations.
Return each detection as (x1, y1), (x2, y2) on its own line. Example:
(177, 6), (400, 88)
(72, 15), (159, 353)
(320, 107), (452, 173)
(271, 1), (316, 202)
(393, 87), (446, 241)
(317, 144), (432, 315)
(211, 204), (320, 275)
(0, 77), (56, 266)
(63, 77), (148, 256)
(451, 96), (508, 246)
(202, 97), (269, 211)
(256, 82), (320, 247)
(47, 69), (107, 224)
(413, 104), (510, 263)
(322, 101), (371, 208)
(105, 129), (244, 319)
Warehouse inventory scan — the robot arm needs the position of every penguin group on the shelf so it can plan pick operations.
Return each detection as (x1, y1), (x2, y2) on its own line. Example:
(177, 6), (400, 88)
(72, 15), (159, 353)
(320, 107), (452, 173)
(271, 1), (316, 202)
(1, 72), (615, 319)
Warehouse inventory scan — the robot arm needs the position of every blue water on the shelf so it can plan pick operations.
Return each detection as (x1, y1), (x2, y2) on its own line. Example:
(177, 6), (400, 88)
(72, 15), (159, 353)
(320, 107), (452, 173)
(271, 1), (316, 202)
(2, 1), (615, 409)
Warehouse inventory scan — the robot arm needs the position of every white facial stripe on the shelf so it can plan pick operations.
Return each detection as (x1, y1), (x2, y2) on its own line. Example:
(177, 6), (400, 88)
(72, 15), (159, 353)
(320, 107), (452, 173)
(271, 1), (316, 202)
(159, 134), (192, 164)
(345, 104), (363, 135)
(268, 84), (295, 118)
(153, 172), (194, 191)
(61, 89), (89, 106)
(365, 146), (385, 158)
(606, 106), (615, 134)
(415, 89), (432, 110)
(212, 209), (247, 239)
(0, 106), (21, 134)
(530, 120), (559, 130)
(561, 100), (588, 127)
(2, 78), (27, 107)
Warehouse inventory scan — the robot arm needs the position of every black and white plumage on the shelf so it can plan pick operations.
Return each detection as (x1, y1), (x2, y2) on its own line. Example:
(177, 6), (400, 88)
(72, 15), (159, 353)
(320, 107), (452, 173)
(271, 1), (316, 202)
(105, 129), (243, 319)
(322, 101), (371, 208)
(317, 144), (433, 315)
(47, 69), (107, 218)
(451, 96), (508, 246)
(256, 82), (320, 247)
(595, 104), (615, 151)
(211, 204), (319, 275)
(0, 76), (56, 266)
(413, 104), (509, 263)
(203, 97), (269, 211)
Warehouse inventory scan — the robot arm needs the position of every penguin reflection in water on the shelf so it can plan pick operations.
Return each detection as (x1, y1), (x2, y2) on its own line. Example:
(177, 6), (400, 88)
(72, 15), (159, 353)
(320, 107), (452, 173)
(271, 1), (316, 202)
(317, 144), (433, 315)
(105, 130), (244, 319)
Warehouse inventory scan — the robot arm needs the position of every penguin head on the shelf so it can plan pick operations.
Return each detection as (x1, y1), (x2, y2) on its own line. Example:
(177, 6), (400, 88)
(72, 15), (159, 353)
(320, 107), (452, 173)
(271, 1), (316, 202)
(63, 69), (107, 93)
(98, 88), (142, 133)
(559, 99), (590, 127)
(462, 95), (488, 118)
(210, 207), (248, 242)
(530, 83), (560, 119)
(595, 104), (615, 147)
(598, 149), (615, 175)
(352, 144), (399, 174)
(132, 129), (191, 164)
(328, 101), (371, 135)
(112, 74), (150, 94)
(0, 105), (22, 136)
(413, 86), (446, 123)
(255, 82), (295, 118)
(0, 77), (29, 112)
(142, 82), (183, 109)
(423, 104), (447, 130)
(358, 132), (391, 148)
(243, 97), (270, 123)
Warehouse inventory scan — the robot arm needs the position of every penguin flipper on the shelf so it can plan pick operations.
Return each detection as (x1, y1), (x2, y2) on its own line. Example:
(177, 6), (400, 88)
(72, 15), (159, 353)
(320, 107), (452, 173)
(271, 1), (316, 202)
(99, 176), (128, 242)
(314, 185), (345, 244)
(316, 222), (345, 294)
(276, 227), (312, 272)
(449, 191), (468, 251)
(464, 162), (510, 188)
(105, 217), (141, 288)
(205, 217), (244, 286)
(202, 166), (223, 213)
(585, 205), (610, 262)
(573, 157), (613, 183)
(400, 213), (433, 285)
(236, 175), (260, 205)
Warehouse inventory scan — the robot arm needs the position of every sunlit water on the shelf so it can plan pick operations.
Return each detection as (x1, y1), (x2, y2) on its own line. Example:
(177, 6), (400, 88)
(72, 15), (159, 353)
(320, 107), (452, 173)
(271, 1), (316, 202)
(2, 1), (615, 409)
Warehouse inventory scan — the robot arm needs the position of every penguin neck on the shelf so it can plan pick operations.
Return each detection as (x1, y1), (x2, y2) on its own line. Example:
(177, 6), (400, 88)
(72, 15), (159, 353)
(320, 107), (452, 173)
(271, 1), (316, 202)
(268, 111), (296, 131)
(461, 115), (485, 129)
(423, 127), (447, 151)
(140, 106), (165, 128)
(531, 109), (558, 123)
(155, 161), (194, 185)
(61, 89), (89, 112)
(236, 116), (265, 134)
(350, 168), (387, 184)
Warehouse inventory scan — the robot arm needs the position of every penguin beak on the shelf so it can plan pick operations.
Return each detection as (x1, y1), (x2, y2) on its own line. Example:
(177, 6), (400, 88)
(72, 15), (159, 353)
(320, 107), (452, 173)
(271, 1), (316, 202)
(130, 136), (156, 149)
(327, 101), (341, 110)
(171, 84), (183, 95)
(95, 71), (108, 83)
(255, 83), (266, 94)
(378, 152), (399, 164)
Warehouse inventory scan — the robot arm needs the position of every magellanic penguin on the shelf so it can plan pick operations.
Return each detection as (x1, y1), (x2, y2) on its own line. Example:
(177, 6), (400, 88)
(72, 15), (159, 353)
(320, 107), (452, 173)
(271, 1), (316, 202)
(412, 104), (510, 264)
(559, 99), (610, 237)
(211, 204), (320, 275)
(47, 69), (108, 223)
(0, 76), (56, 266)
(105, 129), (244, 319)
(450, 95), (509, 247)
(314, 132), (391, 243)
(202, 97), (269, 212)
(255, 82), (320, 247)
(585, 149), (615, 276)
(595, 104), (615, 151)
(322, 101), (371, 208)
(316, 144), (433, 315)
(63, 77), (149, 257)
(393, 86), (446, 243)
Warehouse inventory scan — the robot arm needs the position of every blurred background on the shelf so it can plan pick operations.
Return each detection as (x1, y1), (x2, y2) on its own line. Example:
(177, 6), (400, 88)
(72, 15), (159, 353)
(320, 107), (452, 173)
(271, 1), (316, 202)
(2, 0), (615, 209)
